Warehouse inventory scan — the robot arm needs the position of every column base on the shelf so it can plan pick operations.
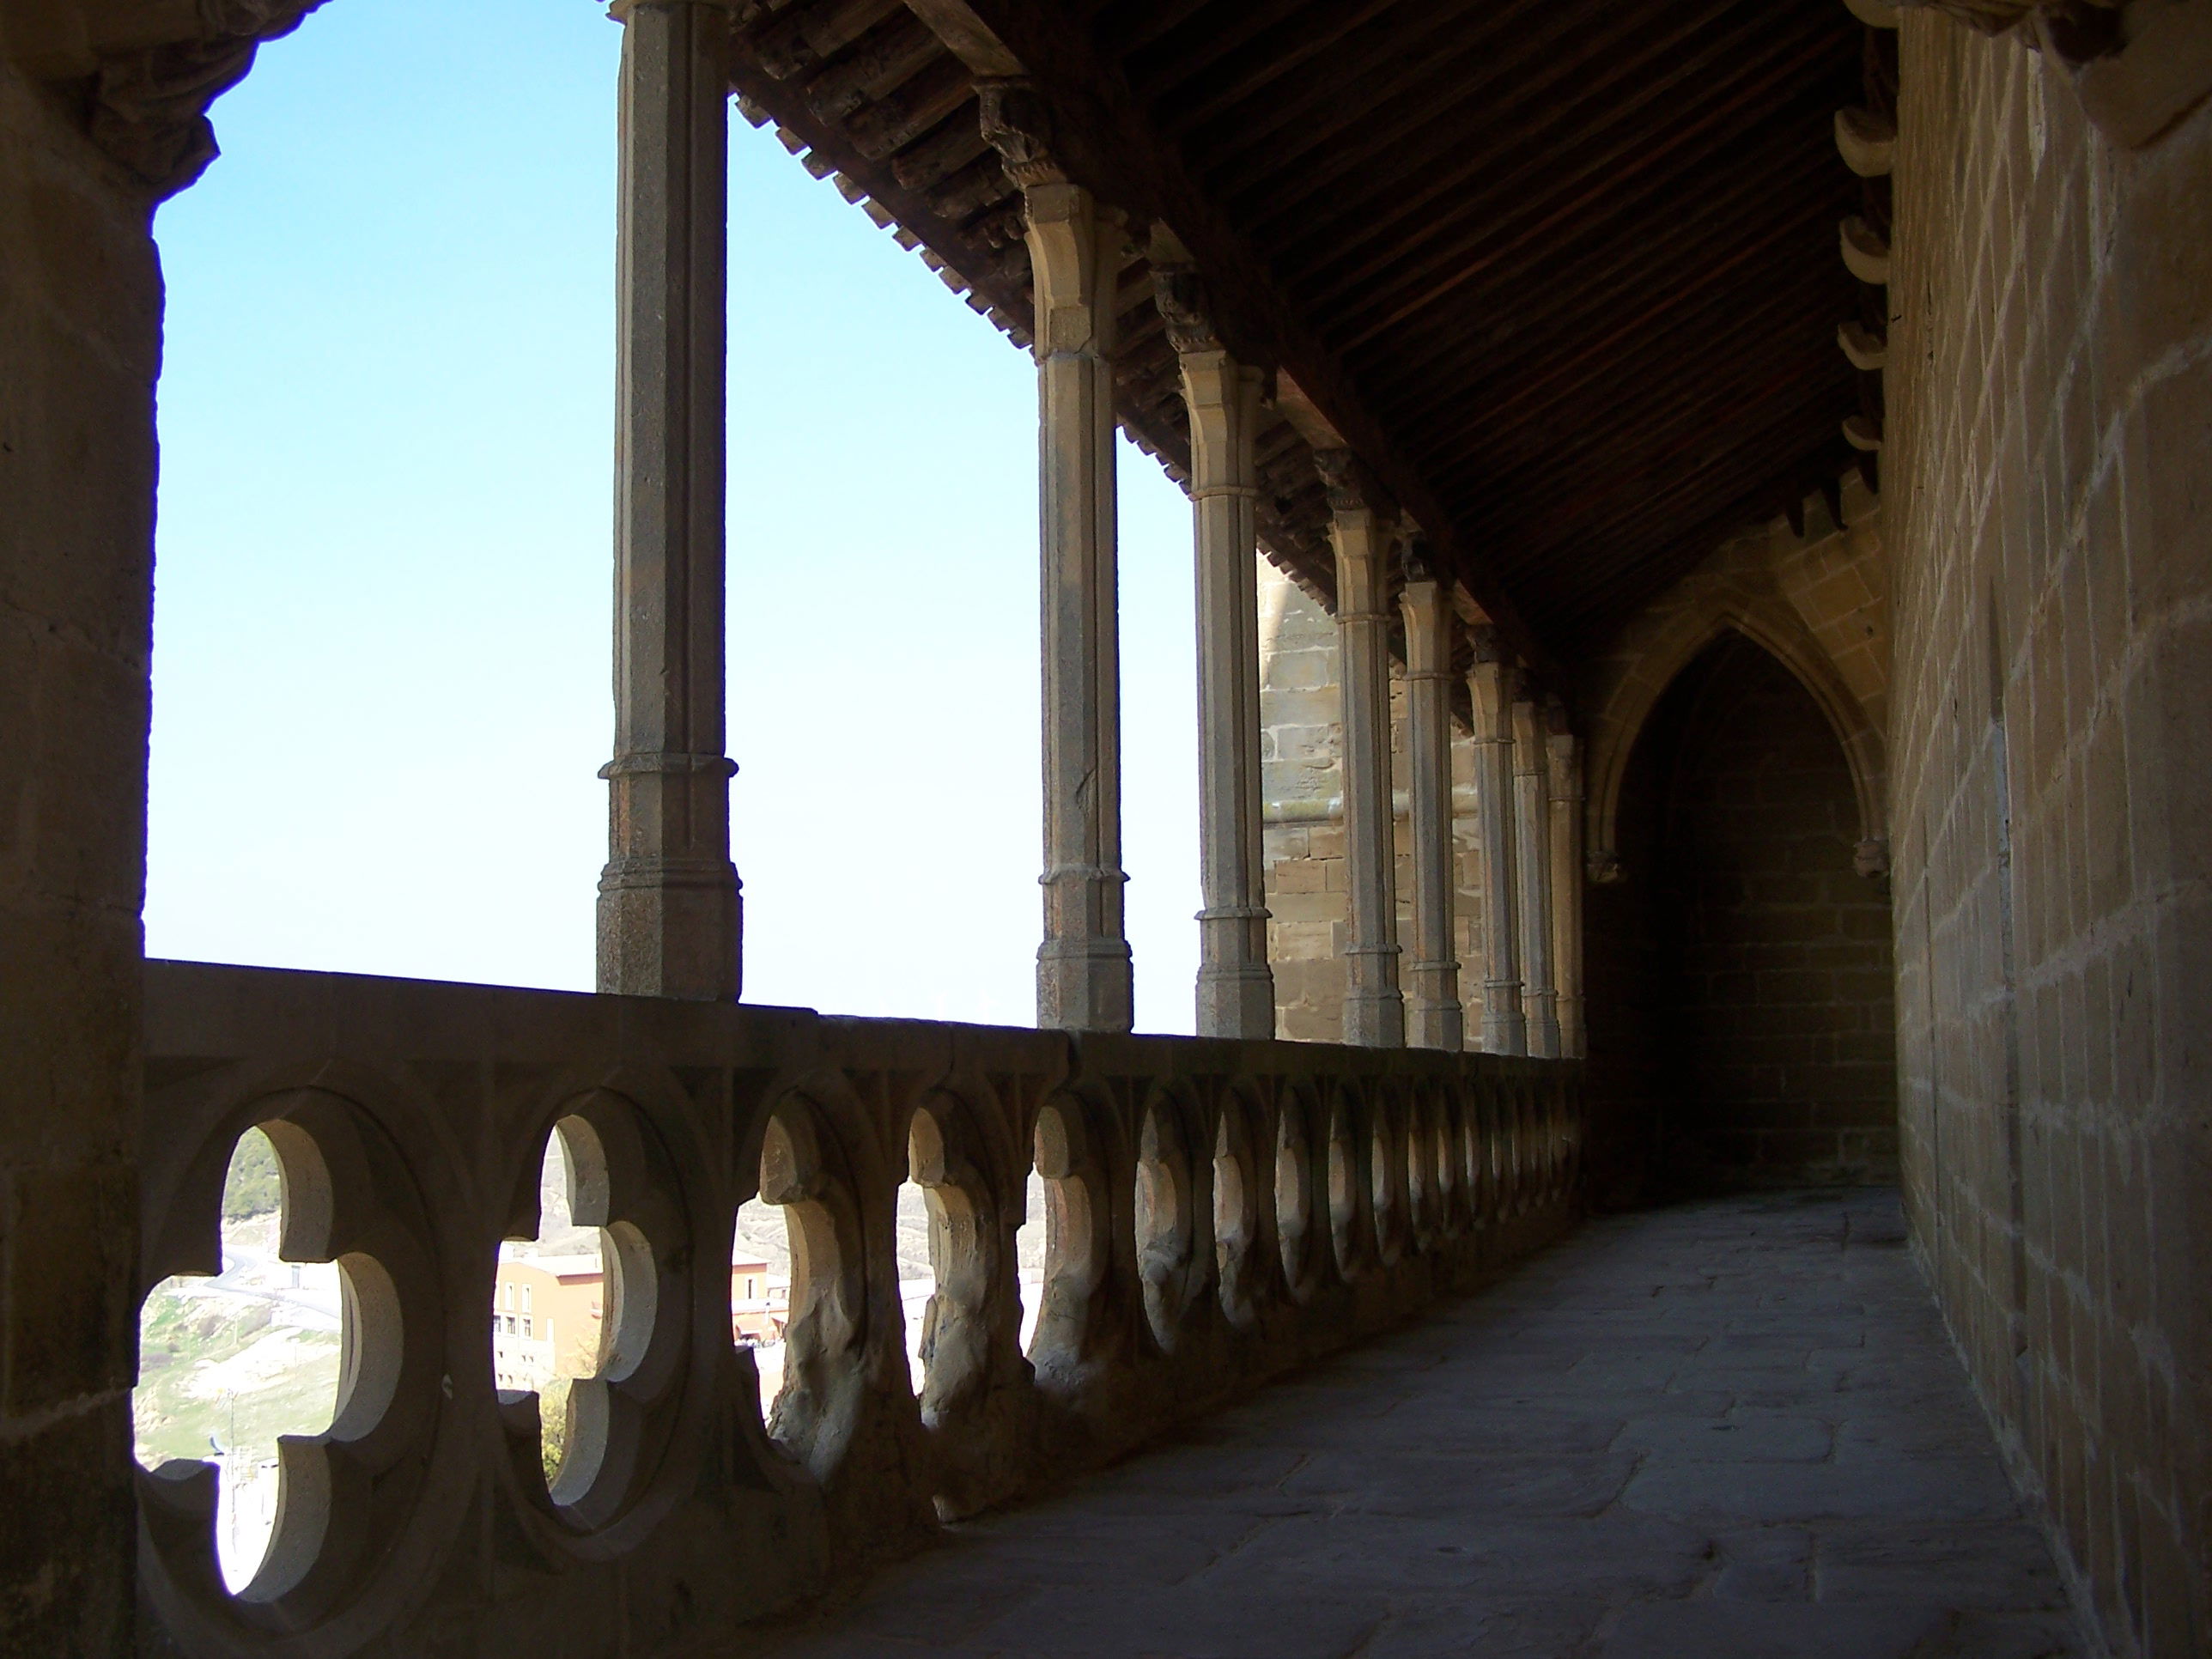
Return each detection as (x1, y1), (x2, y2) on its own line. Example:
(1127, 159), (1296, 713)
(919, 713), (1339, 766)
(1196, 963), (1276, 1040)
(1407, 1000), (1464, 1052)
(1407, 961), (1462, 1051)
(1037, 937), (1134, 1033)
(1527, 992), (1562, 1060)
(1343, 988), (1407, 1049)
(1480, 985), (1528, 1056)
(597, 858), (741, 1000)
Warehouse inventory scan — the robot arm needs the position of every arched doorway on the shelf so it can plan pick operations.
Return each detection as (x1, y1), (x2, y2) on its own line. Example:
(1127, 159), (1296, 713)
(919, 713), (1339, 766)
(1586, 633), (1895, 1200)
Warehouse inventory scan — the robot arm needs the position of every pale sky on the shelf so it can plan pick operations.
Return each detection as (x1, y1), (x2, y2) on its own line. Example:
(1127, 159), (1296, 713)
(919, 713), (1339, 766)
(145, 0), (1202, 1033)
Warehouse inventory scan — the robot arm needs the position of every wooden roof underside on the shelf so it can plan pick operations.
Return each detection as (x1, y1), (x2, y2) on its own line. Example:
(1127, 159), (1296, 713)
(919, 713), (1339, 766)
(722, 0), (1875, 671)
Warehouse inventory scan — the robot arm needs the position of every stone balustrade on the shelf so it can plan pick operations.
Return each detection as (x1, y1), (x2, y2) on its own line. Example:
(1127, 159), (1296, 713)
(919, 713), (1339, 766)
(136, 959), (1582, 1655)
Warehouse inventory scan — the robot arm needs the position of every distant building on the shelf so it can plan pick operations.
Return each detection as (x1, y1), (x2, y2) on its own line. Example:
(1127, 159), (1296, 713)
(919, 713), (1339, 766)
(492, 1253), (784, 1394)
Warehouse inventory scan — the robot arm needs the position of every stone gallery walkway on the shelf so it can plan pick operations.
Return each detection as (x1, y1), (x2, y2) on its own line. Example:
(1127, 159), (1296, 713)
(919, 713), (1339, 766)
(755, 1191), (2084, 1658)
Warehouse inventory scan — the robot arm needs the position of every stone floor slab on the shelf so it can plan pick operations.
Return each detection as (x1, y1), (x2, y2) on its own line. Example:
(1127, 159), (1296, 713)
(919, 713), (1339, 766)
(748, 1193), (2086, 1659)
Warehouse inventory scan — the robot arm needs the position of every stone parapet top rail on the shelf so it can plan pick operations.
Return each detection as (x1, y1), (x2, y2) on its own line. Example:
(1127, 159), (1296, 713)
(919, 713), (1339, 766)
(137, 959), (1583, 1656)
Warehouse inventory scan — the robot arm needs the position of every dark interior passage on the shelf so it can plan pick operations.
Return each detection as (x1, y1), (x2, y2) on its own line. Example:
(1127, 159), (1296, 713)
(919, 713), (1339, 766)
(1586, 634), (1896, 1202)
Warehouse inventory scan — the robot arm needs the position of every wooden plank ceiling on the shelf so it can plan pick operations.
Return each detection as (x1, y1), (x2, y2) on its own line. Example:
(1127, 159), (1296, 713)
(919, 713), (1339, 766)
(722, 0), (1879, 671)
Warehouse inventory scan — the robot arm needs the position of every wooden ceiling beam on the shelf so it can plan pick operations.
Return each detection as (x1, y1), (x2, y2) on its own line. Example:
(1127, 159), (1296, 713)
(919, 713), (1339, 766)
(1466, 374), (1844, 588)
(1298, 21), (1841, 329)
(1359, 152), (1845, 438)
(1155, 0), (1441, 139)
(1214, 0), (1645, 222)
(949, 0), (1562, 681)
(1426, 278), (1847, 511)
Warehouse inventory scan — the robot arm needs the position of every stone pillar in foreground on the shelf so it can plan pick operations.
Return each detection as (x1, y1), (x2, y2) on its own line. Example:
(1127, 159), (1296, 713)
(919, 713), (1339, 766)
(981, 82), (1133, 1032)
(599, 0), (741, 1000)
(1318, 451), (1404, 1048)
(1158, 270), (1273, 1038)
(1547, 708), (1586, 1060)
(1400, 544), (1462, 1052)
(1513, 689), (1561, 1058)
(1468, 630), (1526, 1054)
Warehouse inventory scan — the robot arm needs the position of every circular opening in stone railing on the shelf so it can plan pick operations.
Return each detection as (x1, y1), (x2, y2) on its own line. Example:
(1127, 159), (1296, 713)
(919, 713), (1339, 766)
(1369, 1109), (1402, 1267)
(1134, 1102), (1195, 1351)
(900, 1103), (996, 1421)
(1327, 1091), (1362, 1280)
(1026, 1099), (1102, 1375)
(1212, 1106), (1258, 1328)
(1274, 1094), (1315, 1295)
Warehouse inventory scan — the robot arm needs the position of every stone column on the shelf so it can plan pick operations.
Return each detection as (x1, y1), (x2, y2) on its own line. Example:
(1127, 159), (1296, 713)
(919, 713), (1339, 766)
(1468, 631), (1526, 1054)
(1547, 708), (1586, 1060)
(1318, 451), (1405, 1048)
(1400, 544), (1462, 1052)
(1158, 270), (1273, 1038)
(1513, 690), (1561, 1058)
(981, 82), (1133, 1032)
(599, 0), (741, 1001)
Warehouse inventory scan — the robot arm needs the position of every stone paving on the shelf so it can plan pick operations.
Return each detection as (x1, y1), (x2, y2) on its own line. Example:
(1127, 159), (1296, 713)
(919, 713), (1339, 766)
(752, 1191), (2085, 1658)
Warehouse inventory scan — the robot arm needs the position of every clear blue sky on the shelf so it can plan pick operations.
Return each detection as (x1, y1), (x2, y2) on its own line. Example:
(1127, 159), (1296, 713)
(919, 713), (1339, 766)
(146, 0), (1202, 1032)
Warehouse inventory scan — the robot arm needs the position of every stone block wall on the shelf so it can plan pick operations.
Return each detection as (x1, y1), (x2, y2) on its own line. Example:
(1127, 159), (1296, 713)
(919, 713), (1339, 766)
(1887, 21), (2212, 1656)
(1648, 636), (1897, 1188)
(1257, 562), (1497, 1044)
(0, 56), (158, 1658)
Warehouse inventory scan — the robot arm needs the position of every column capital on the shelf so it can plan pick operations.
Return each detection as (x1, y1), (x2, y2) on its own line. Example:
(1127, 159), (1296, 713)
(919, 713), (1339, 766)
(1510, 690), (1547, 769)
(1152, 264), (1224, 356)
(1313, 447), (1395, 521)
(977, 76), (1066, 188)
(1468, 623), (1512, 665)
(1400, 532), (1444, 587)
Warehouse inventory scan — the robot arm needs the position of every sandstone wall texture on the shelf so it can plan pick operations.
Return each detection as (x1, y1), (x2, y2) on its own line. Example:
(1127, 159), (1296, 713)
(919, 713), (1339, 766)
(1585, 635), (1896, 1198)
(0, 56), (155, 1658)
(1257, 562), (1498, 1044)
(1887, 21), (2212, 1656)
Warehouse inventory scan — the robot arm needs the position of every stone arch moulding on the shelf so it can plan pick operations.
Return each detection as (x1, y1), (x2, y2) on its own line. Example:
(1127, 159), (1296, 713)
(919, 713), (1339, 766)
(1584, 602), (1889, 885)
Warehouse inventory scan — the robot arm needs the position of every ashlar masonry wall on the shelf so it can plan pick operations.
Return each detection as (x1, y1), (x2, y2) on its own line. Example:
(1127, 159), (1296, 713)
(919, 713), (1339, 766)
(0, 51), (160, 1658)
(1887, 20), (2212, 1656)
(1257, 561), (1501, 1044)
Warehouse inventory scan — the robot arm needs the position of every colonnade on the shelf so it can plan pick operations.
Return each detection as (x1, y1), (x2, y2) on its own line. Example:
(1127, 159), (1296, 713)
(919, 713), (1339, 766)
(592, 11), (1583, 1057)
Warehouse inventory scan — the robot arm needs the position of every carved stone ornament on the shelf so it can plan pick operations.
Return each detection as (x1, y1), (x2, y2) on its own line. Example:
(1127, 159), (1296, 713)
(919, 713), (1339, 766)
(1152, 264), (1221, 356)
(976, 77), (1065, 189)
(1468, 623), (1510, 665)
(1587, 847), (1626, 885)
(1312, 447), (1394, 519)
(1400, 532), (1439, 587)
(91, 0), (327, 198)
(1864, 0), (2212, 149)
(1853, 836), (1893, 879)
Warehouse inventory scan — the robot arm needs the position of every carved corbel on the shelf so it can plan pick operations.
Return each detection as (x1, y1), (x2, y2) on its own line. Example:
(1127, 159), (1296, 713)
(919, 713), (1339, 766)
(976, 76), (1065, 189)
(1151, 264), (1221, 356)
(1312, 447), (1396, 523)
(1399, 531), (1442, 588)
(89, 0), (327, 198)
(1856, 0), (2212, 149)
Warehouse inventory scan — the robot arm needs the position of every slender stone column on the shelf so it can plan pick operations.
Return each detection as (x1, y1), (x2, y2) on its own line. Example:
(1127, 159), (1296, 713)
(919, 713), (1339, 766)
(1317, 451), (1404, 1048)
(1400, 544), (1462, 1051)
(1158, 270), (1273, 1038)
(599, 0), (741, 1000)
(1468, 630), (1526, 1054)
(1513, 690), (1561, 1058)
(1547, 707), (1586, 1060)
(981, 82), (1133, 1032)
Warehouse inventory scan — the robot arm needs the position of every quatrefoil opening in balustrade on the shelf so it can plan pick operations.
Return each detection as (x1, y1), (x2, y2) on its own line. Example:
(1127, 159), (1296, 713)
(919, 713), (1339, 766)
(1025, 1095), (1107, 1382)
(497, 1095), (688, 1530)
(740, 1101), (866, 1478)
(134, 1091), (433, 1635)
